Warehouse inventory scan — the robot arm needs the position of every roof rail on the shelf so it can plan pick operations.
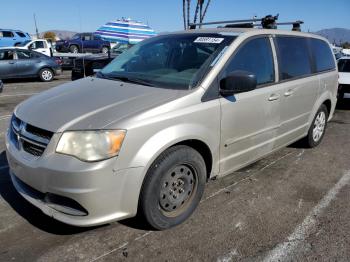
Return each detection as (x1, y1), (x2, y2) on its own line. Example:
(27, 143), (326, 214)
(189, 14), (304, 31)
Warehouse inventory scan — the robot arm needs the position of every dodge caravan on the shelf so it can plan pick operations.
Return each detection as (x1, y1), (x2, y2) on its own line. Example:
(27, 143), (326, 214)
(6, 27), (338, 230)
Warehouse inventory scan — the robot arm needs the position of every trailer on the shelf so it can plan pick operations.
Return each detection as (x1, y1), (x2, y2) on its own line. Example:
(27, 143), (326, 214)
(53, 52), (93, 69)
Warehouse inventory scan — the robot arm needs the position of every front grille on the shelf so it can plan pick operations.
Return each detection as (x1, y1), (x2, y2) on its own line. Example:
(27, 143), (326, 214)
(10, 115), (53, 157)
(22, 140), (45, 157)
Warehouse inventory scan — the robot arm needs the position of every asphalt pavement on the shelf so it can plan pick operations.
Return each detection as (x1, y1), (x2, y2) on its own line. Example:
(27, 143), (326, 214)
(0, 72), (350, 261)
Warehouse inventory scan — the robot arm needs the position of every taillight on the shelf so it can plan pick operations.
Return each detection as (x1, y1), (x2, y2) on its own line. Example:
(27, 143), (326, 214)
(55, 58), (63, 65)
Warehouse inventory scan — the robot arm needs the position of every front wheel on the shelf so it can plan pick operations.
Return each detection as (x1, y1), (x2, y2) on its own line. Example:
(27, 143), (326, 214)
(301, 104), (328, 148)
(39, 68), (54, 82)
(70, 45), (79, 54)
(101, 46), (109, 54)
(139, 145), (206, 230)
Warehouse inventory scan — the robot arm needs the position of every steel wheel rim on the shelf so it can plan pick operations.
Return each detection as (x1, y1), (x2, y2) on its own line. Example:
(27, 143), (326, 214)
(313, 111), (326, 142)
(42, 70), (52, 81)
(102, 47), (108, 53)
(159, 164), (197, 217)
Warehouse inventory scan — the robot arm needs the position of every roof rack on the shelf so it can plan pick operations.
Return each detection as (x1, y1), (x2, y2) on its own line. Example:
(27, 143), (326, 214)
(189, 14), (304, 31)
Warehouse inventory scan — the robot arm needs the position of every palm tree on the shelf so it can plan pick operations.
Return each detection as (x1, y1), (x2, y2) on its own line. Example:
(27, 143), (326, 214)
(201, 0), (211, 23)
(187, 0), (191, 30)
(193, 1), (200, 24)
(183, 0), (187, 29)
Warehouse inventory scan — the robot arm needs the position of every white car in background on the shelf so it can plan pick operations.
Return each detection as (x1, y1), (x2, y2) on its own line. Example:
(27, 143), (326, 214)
(338, 57), (350, 100)
(17, 39), (53, 57)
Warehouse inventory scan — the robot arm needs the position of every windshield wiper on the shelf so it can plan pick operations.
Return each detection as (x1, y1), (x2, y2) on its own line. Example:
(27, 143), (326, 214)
(106, 75), (155, 87)
(97, 72), (155, 87)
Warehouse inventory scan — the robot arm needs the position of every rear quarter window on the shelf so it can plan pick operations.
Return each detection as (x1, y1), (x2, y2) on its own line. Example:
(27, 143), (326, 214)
(310, 38), (336, 72)
(275, 36), (312, 80)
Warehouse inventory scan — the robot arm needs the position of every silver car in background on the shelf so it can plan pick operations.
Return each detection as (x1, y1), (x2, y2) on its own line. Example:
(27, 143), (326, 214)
(5, 28), (338, 230)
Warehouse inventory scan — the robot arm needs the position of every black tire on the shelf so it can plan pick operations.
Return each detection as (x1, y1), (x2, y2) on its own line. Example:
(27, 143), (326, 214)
(301, 104), (328, 148)
(70, 45), (79, 54)
(139, 145), (206, 230)
(39, 68), (54, 82)
(101, 46), (109, 54)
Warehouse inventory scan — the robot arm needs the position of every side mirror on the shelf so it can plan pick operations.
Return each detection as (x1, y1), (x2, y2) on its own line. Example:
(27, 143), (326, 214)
(220, 70), (257, 96)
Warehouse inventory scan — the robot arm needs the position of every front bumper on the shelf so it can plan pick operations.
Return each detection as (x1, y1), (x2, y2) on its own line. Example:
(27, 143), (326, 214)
(5, 132), (145, 227)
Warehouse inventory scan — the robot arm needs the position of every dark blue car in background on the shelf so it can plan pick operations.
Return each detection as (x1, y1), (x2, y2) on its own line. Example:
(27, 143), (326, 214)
(55, 33), (111, 54)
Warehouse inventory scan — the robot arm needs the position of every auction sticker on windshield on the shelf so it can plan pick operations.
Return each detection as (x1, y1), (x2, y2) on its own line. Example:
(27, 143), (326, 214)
(194, 37), (224, 44)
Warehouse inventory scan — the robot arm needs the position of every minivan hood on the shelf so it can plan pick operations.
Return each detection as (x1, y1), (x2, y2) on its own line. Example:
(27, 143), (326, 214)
(15, 77), (183, 132)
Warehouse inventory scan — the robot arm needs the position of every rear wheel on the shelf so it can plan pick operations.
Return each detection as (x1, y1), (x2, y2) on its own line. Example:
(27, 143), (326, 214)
(39, 68), (54, 82)
(301, 104), (328, 148)
(139, 145), (206, 230)
(70, 45), (79, 54)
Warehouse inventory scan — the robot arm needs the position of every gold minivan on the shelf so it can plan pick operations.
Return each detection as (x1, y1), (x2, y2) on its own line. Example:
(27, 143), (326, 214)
(6, 26), (338, 229)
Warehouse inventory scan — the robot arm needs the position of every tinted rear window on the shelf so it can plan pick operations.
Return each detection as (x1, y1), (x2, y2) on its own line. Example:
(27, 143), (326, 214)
(338, 59), (350, 73)
(16, 32), (26, 38)
(310, 39), (335, 72)
(275, 36), (312, 80)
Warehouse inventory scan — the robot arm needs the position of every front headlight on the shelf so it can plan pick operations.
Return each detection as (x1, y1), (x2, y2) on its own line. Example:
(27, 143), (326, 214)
(56, 130), (126, 162)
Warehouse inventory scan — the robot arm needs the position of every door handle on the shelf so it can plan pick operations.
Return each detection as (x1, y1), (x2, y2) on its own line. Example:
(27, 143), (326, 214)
(284, 90), (294, 97)
(268, 94), (280, 101)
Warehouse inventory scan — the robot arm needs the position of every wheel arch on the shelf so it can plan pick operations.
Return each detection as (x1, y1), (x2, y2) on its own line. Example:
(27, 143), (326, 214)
(120, 123), (219, 182)
(308, 92), (335, 128)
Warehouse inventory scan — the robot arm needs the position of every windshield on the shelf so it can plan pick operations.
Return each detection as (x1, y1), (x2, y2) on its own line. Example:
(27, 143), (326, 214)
(17, 40), (31, 47)
(338, 59), (350, 72)
(100, 33), (235, 89)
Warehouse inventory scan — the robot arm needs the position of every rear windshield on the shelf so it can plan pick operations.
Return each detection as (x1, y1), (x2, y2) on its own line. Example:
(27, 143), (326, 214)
(100, 33), (236, 89)
(16, 32), (27, 38)
(338, 59), (350, 73)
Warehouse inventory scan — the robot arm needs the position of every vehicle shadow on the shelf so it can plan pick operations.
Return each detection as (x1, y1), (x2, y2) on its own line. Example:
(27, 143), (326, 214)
(336, 97), (350, 110)
(2, 77), (61, 83)
(118, 216), (154, 231)
(0, 151), (104, 235)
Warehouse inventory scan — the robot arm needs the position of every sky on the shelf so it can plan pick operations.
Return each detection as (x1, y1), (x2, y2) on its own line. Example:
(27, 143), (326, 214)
(0, 0), (349, 34)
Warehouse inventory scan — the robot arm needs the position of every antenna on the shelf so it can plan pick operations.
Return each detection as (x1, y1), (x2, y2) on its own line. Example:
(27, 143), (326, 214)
(33, 13), (40, 39)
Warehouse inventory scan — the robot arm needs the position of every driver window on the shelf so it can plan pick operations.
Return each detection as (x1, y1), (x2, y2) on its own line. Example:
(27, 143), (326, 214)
(223, 37), (275, 86)
(83, 35), (92, 41)
(0, 50), (15, 60)
(16, 50), (31, 59)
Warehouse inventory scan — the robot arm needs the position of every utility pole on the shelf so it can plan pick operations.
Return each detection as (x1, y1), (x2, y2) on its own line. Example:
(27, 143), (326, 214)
(33, 13), (40, 39)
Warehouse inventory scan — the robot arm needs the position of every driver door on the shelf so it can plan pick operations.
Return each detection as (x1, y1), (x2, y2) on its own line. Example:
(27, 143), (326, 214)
(0, 49), (16, 78)
(219, 36), (284, 174)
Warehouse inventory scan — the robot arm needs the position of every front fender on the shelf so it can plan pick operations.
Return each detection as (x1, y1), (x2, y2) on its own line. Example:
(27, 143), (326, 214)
(120, 123), (219, 177)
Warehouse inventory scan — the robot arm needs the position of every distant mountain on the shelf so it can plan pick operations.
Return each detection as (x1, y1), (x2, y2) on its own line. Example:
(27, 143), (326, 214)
(314, 28), (350, 45)
(31, 30), (78, 40)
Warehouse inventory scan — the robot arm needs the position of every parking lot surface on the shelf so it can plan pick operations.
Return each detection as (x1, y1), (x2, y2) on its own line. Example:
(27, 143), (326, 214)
(1, 72), (350, 261)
